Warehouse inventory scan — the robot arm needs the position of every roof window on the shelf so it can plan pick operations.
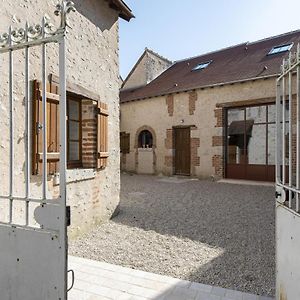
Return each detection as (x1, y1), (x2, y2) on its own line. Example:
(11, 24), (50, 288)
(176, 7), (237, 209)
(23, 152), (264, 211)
(192, 60), (212, 71)
(268, 43), (293, 55)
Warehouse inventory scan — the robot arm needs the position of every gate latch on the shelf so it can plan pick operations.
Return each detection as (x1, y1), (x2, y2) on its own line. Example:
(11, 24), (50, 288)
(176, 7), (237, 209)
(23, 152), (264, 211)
(36, 122), (43, 133)
(276, 186), (285, 204)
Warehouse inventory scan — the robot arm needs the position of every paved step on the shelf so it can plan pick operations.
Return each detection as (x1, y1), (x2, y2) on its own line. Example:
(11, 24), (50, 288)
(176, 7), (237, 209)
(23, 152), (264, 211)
(68, 256), (274, 300)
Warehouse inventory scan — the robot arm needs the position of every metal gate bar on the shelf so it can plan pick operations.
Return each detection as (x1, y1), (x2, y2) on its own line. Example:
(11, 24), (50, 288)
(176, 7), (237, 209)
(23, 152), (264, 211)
(297, 44), (300, 212)
(0, 1), (75, 299)
(25, 22), (30, 226)
(276, 43), (300, 213)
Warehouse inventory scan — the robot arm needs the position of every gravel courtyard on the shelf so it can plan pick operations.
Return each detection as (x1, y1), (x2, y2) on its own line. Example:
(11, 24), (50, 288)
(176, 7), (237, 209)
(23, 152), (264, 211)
(70, 174), (275, 297)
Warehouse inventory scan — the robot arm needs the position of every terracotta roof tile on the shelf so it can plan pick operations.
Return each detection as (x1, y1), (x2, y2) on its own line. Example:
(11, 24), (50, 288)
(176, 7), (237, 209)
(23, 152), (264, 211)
(120, 30), (300, 103)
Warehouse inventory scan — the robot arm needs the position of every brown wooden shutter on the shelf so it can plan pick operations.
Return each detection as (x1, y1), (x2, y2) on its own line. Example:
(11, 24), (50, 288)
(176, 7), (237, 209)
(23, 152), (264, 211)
(97, 102), (109, 169)
(32, 79), (60, 175)
(120, 132), (130, 154)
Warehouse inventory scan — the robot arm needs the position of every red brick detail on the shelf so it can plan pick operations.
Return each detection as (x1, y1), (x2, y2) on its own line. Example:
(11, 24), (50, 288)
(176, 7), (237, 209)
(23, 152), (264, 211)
(82, 100), (97, 168)
(212, 154), (223, 177)
(191, 138), (200, 175)
(164, 128), (174, 169)
(165, 129), (173, 149)
(166, 95), (174, 116)
(165, 156), (173, 167)
(214, 108), (224, 127)
(212, 136), (223, 147)
(189, 91), (198, 115)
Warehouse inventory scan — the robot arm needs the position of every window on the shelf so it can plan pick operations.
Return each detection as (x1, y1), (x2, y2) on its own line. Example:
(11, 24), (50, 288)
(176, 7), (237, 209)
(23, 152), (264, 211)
(192, 60), (212, 71)
(67, 97), (82, 168)
(268, 43), (293, 55)
(138, 130), (153, 148)
(120, 132), (130, 153)
(32, 79), (109, 175)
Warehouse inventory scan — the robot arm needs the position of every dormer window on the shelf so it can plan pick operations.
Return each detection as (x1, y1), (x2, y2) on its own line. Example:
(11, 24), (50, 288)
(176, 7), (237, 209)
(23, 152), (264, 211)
(268, 43), (293, 55)
(192, 60), (212, 71)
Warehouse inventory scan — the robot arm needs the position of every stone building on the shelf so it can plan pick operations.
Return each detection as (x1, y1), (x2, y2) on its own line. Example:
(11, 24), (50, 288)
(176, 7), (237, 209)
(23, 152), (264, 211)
(122, 48), (173, 90)
(0, 0), (133, 238)
(120, 30), (300, 182)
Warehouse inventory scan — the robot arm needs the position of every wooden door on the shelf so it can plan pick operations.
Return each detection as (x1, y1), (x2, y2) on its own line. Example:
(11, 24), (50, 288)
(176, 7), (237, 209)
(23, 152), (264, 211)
(174, 127), (191, 175)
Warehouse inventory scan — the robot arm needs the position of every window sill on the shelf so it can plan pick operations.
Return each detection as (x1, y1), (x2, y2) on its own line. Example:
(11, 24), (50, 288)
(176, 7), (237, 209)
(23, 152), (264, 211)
(53, 168), (96, 185)
(138, 148), (153, 152)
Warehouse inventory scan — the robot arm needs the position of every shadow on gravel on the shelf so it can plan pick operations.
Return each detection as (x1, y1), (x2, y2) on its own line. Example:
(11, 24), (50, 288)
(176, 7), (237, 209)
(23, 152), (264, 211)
(115, 174), (276, 296)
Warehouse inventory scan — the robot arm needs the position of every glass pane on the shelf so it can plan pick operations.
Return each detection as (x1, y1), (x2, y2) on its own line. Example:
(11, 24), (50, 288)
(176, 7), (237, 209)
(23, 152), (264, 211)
(248, 124), (266, 165)
(227, 108), (245, 164)
(246, 106), (266, 123)
(69, 121), (79, 140)
(68, 100), (80, 120)
(268, 104), (276, 123)
(268, 124), (276, 165)
(69, 141), (79, 161)
(228, 108), (244, 124)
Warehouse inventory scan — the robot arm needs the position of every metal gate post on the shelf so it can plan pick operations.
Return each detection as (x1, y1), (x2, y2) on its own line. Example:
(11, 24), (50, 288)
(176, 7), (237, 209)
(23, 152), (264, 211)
(59, 31), (68, 300)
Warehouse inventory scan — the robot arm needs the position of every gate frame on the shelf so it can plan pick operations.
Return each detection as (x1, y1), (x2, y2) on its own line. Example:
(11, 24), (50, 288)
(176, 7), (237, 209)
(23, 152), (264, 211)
(0, 1), (75, 299)
(275, 44), (300, 299)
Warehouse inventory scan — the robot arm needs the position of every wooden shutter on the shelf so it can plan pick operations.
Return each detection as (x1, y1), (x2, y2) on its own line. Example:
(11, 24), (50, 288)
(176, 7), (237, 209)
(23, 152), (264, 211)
(32, 79), (60, 175)
(97, 102), (109, 169)
(120, 132), (130, 154)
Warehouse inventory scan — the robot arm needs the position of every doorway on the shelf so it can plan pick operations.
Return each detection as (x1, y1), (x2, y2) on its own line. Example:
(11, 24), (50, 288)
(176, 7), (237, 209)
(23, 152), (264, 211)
(174, 127), (191, 175)
(226, 104), (276, 181)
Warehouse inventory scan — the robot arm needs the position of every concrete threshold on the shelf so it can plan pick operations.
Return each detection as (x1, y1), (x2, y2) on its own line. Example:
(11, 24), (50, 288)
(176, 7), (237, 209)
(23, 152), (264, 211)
(68, 255), (274, 300)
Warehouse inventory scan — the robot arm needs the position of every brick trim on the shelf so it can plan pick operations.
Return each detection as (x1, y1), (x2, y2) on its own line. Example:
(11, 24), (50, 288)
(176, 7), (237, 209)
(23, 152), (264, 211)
(214, 108), (224, 128)
(212, 154), (223, 178)
(166, 94), (174, 116)
(82, 100), (97, 168)
(191, 137), (200, 176)
(212, 136), (223, 147)
(188, 91), (198, 115)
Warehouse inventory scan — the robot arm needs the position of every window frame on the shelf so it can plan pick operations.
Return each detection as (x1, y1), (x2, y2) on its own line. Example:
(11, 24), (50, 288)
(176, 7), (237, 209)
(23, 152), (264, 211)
(138, 130), (153, 148)
(268, 43), (293, 55)
(120, 132), (130, 154)
(192, 60), (212, 71)
(67, 93), (83, 169)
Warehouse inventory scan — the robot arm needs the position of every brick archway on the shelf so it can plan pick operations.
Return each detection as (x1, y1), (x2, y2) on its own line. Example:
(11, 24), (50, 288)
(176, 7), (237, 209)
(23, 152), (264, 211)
(134, 125), (157, 173)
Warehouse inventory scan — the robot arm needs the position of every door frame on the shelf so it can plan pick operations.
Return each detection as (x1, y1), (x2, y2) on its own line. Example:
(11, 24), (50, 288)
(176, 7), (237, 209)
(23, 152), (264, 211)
(224, 103), (276, 182)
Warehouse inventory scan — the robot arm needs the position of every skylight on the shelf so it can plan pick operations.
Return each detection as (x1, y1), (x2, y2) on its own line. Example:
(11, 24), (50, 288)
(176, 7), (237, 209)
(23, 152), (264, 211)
(268, 43), (293, 55)
(192, 61), (212, 71)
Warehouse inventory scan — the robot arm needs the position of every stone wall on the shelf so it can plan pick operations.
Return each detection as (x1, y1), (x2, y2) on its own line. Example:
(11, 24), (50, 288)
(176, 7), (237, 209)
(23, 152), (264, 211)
(0, 0), (121, 238)
(123, 49), (172, 90)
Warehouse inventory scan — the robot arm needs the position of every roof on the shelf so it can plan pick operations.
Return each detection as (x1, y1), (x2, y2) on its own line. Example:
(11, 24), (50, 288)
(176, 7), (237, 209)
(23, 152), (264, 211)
(122, 48), (172, 88)
(120, 30), (300, 103)
(106, 0), (134, 21)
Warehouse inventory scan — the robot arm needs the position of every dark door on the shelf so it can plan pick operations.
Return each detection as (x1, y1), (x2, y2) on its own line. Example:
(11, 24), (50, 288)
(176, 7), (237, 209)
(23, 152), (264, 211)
(174, 127), (191, 175)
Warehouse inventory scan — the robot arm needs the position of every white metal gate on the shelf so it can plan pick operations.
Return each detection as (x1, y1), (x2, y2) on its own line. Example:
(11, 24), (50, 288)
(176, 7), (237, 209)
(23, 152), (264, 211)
(0, 1), (75, 299)
(276, 45), (300, 300)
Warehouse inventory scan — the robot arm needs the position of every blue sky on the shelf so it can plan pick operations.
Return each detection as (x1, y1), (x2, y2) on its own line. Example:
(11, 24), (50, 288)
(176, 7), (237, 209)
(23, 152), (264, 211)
(119, 0), (300, 79)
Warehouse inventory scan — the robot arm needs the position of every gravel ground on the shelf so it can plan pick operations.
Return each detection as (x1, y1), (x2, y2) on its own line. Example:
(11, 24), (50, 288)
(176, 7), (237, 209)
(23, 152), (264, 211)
(69, 174), (275, 297)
